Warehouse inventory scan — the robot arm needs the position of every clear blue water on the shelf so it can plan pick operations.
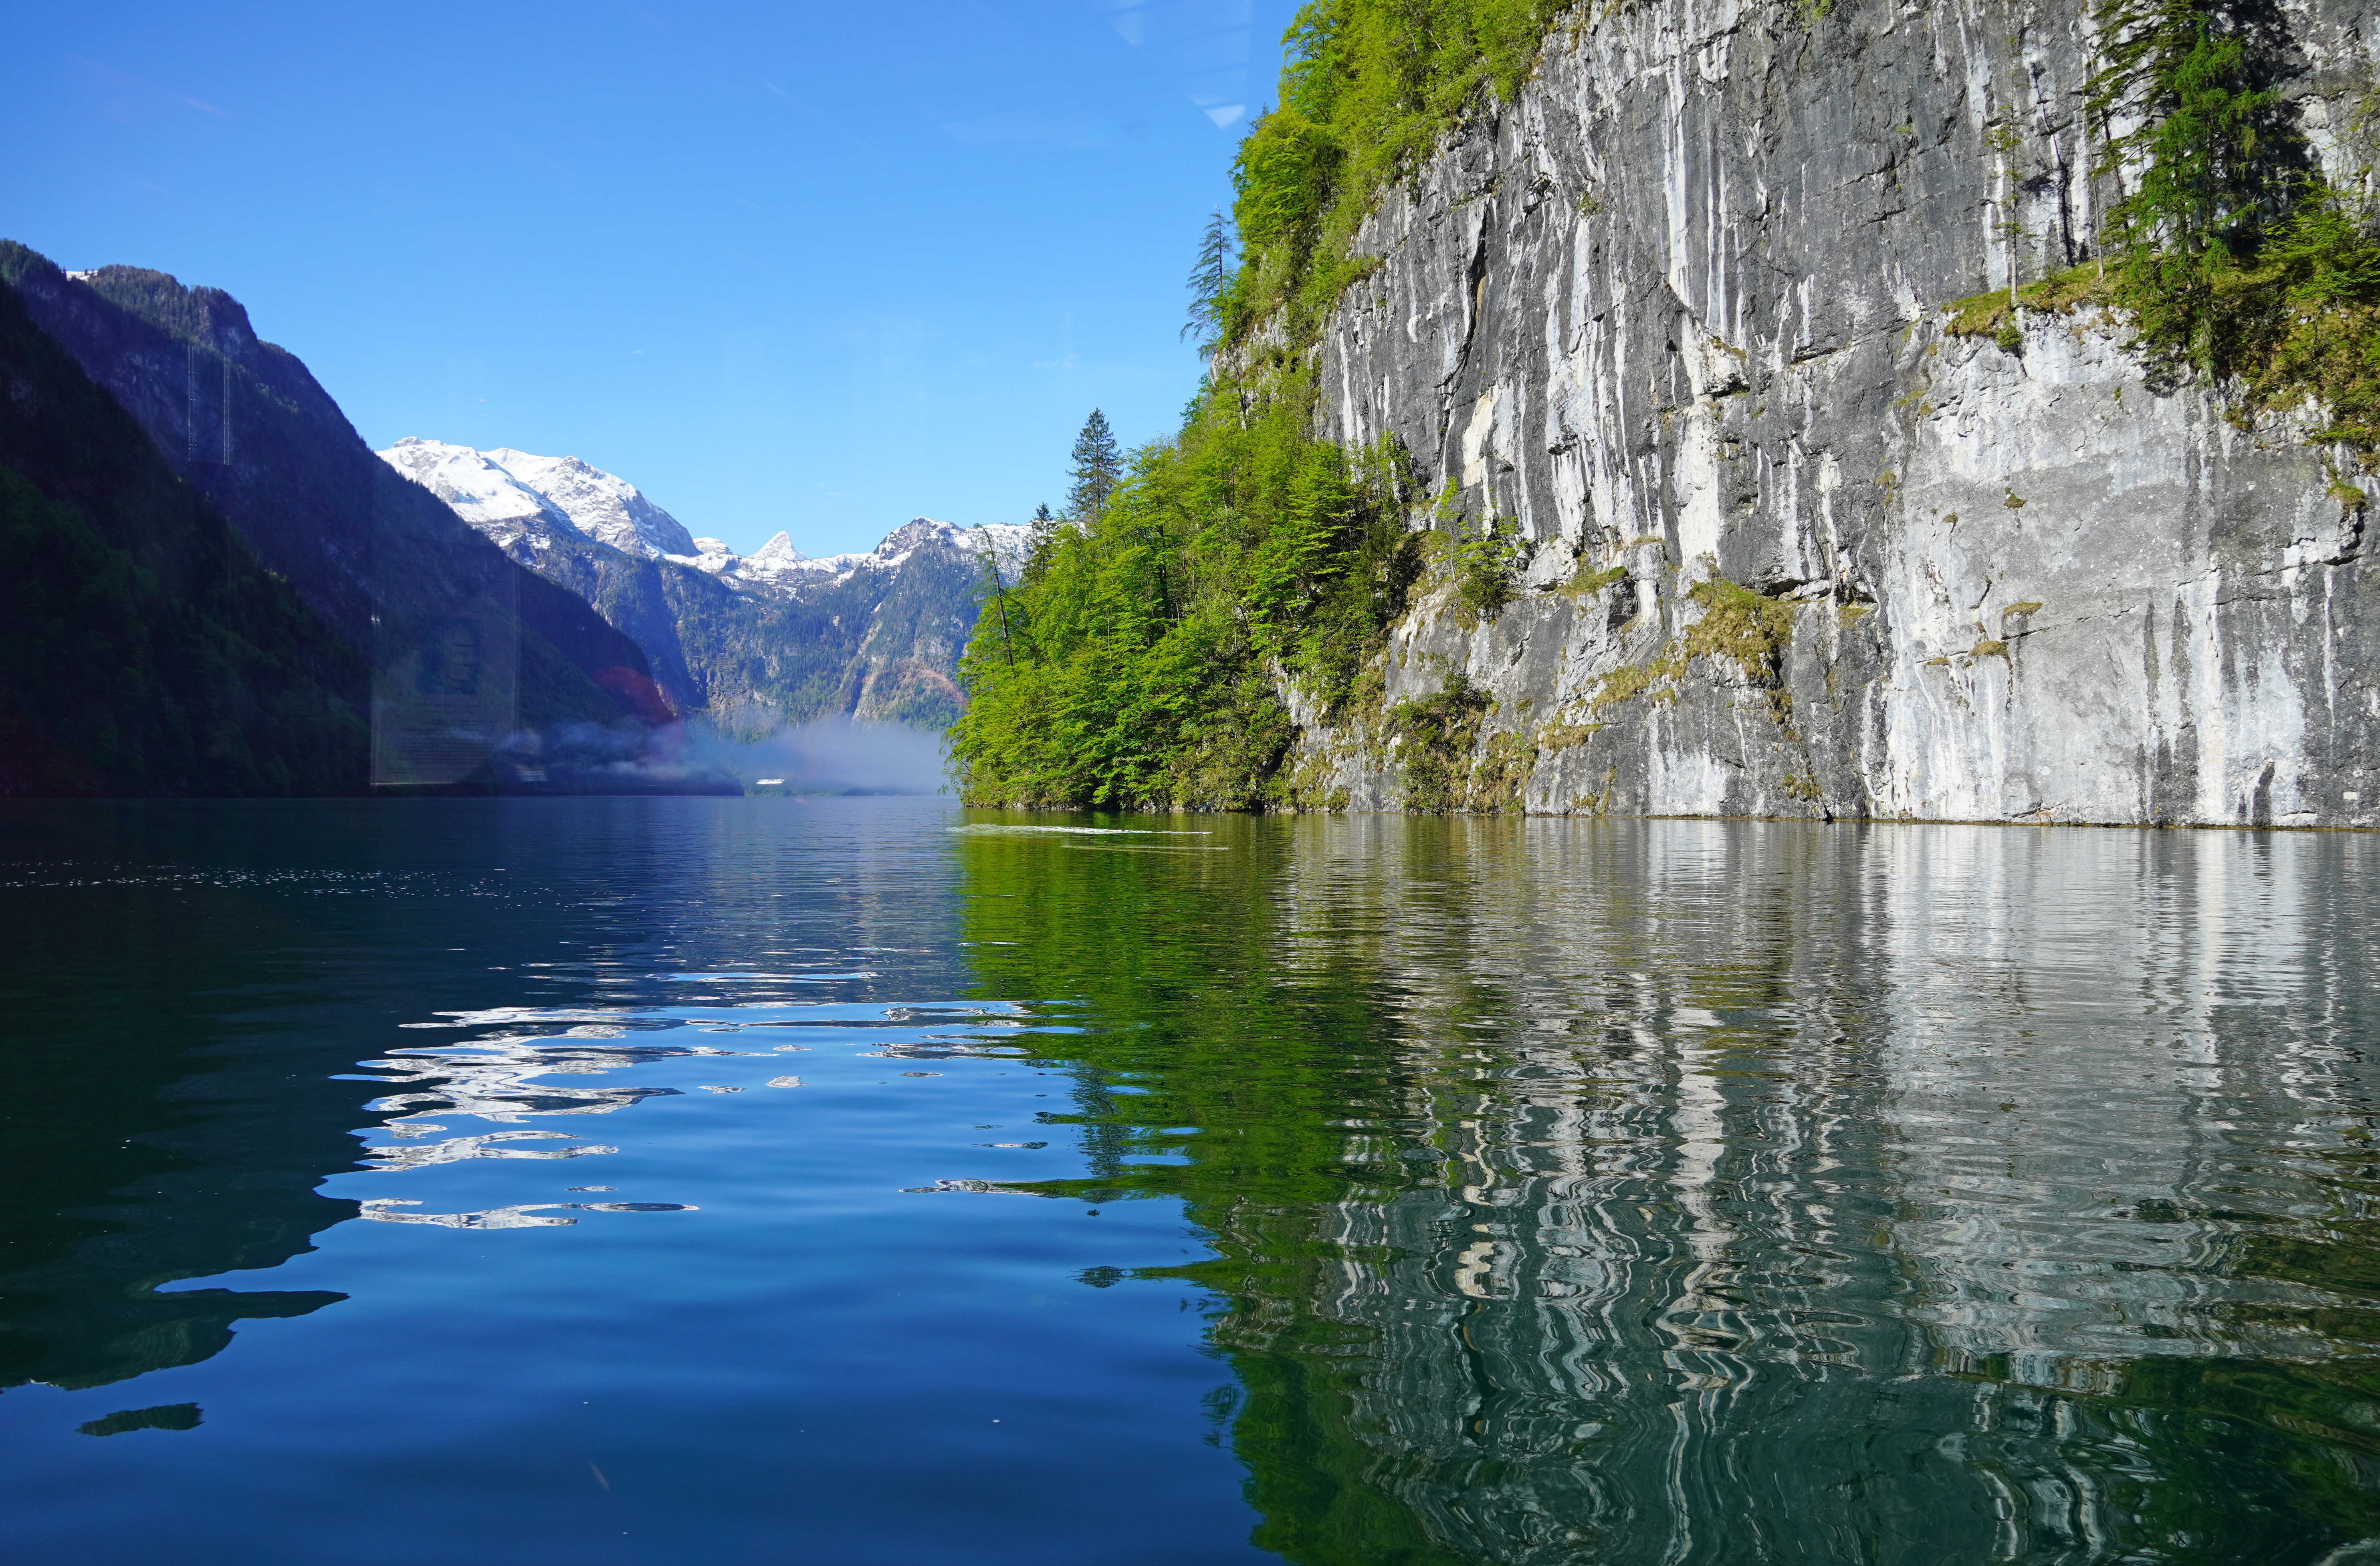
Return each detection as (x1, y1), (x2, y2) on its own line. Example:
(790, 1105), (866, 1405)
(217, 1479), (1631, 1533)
(3, 798), (2378, 1564)
(0, 798), (1262, 1564)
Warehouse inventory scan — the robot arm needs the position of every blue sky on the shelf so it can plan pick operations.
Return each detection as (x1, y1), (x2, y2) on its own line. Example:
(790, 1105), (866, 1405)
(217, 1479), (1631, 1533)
(1, 0), (1298, 556)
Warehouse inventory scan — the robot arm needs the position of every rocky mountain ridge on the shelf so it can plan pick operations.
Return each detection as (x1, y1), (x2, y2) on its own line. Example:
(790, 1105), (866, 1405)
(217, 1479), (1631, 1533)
(0, 254), (366, 795)
(1278, 0), (2380, 828)
(381, 439), (702, 558)
(0, 242), (679, 792)
(378, 437), (1027, 730)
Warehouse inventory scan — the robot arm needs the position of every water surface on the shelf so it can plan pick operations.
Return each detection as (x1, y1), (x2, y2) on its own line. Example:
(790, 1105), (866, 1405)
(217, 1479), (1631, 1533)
(1, 799), (2375, 1563)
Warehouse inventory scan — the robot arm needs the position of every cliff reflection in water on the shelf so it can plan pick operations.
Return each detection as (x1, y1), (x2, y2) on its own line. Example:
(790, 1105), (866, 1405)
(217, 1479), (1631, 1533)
(957, 816), (2380, 1565)
(0, 836), (364, 1394)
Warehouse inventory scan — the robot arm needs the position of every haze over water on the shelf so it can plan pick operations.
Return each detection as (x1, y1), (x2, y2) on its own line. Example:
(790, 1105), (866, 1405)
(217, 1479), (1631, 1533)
(2, 798), (2375, 1563)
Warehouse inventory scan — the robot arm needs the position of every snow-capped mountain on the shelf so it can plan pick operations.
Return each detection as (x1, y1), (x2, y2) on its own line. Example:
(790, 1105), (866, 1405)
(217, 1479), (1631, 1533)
(681, 517), (1031, 596)
(380, 438), (698, 557)
(378, 439), (1029, 599)
(375, 438), (1034, 732)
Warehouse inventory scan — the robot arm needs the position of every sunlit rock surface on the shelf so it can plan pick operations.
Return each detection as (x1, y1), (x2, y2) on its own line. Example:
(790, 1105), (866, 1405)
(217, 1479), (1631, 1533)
(1290, 0), (2380, 826)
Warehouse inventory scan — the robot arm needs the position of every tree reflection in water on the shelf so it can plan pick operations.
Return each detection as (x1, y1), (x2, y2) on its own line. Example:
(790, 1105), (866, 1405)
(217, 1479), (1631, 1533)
(957, 815), (2380, 1566)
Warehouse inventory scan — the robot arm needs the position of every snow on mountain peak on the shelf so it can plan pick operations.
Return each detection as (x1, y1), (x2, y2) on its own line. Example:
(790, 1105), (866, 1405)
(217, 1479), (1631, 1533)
(378, 437), (581, 548)
(376, 438), (696, 558)
(379, 439), (1036, 594)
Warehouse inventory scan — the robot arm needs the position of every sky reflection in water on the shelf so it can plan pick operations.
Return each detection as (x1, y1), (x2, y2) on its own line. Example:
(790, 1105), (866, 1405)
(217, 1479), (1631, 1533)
(0, 798), (2374, 1564)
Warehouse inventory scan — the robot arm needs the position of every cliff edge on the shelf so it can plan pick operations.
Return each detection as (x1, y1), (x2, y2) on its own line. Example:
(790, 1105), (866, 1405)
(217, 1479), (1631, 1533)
(1284, 0), (2380, 827)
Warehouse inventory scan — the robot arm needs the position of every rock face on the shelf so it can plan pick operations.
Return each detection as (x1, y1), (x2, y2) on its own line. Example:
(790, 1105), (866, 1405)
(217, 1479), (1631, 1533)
(1292, 0), (2380, 827)
(380, 438), (1028, 731)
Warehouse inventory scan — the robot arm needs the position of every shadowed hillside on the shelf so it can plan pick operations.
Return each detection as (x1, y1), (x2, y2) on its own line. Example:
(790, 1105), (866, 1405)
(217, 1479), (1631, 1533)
(0, 267), (365, 796)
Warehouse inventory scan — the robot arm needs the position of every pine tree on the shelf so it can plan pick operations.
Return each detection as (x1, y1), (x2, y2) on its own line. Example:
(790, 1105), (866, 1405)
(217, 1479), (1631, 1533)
(1181, 208), (1234, 359)
(1021, 500), (1061, 588)
(1066, 410), (1122, 525)
(2091, 0), (2299, 265)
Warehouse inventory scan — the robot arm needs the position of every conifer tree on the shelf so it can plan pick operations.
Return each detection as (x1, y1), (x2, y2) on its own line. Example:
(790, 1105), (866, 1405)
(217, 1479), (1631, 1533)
(1181, 208), (1234, 360)
(1066, 410), (1122, 524)
(1021, 500), (1061, 588)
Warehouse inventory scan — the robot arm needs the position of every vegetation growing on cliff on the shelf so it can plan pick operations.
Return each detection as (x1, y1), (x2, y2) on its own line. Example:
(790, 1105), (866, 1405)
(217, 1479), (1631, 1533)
(2090, 0), (2380, 445)
(1956, 1), (2380, 447)
(951, 0), (1567, 809)
(1223, 0), (1566, 340)
(957, 0), (2380, 813)
(948, 375), (1422, 808)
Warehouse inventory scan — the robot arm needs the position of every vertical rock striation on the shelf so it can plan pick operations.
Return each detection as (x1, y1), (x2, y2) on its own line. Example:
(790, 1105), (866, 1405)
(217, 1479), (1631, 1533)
(1294, 0), (2380, 826)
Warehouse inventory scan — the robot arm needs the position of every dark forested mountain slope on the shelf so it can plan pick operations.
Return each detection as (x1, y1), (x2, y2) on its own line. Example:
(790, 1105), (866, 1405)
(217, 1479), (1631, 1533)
(0, 270), (365, 795)
(0, 244), (668, 743)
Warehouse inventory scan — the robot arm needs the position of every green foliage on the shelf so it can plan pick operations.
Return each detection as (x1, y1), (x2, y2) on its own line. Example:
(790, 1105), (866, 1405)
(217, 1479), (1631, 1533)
(953, 2), (1580, 810)
(1386, 671), (1492, 811)
(1944, 260), (2116, 339)
(1223, 0), (1567, 339)
(1181, 208), (1235, 358)
(2191, 190), (2380, 444)
(1448, 514), (1526, 623)
(1066, 409), (1123, 527)
(949, 375), (1423, 809)
(2091, 0), (2299, 266)
(2084, 1), (2380, 445)
(1682, 577), (1796, 683)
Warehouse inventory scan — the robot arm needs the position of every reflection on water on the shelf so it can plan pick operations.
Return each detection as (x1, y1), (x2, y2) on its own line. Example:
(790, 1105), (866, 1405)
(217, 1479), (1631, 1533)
(0, 832), (372, 1394)
(350, 998), (1036, 1225)
(959, 816), (2380, 1565)
(3, 800), (2375, 1564)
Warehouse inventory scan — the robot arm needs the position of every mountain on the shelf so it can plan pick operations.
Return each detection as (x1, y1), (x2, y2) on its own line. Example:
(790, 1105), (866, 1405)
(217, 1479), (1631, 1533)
(0, 259), (365, 795)
(375, 441), (700, 559)
(378, 437), (1027, 733)
(951, 0), (2380, 829)
(0, 244), (683, 791)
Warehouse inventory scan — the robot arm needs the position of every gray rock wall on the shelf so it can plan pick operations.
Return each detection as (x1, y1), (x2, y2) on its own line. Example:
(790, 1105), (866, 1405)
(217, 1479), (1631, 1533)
(1294, 0), (2380, 826)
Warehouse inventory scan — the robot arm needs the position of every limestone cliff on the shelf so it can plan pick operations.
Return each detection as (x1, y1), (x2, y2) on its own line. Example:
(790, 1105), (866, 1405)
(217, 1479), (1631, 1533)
(1289, 0), (2380, 826)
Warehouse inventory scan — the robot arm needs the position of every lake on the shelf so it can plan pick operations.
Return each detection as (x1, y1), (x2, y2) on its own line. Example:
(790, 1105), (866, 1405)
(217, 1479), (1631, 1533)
(1, 798), (2375, 1564)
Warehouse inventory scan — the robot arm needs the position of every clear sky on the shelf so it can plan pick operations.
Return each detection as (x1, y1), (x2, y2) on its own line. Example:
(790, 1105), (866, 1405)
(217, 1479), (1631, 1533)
(1, 0), (1298, 556)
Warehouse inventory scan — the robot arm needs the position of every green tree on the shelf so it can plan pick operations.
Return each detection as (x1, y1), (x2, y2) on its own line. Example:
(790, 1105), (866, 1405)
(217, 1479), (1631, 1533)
(2091, 0), (2300, 262)
(1021, 500), (1062, 593)
(2073, 0), (2380, 443)
(1219, 0), (1566, 341)
(948, 370), (1421, 811)
(1181, 208), (1235, 360)
(2089, 0), (2308, 376)
(1066, 409), (1122, 525)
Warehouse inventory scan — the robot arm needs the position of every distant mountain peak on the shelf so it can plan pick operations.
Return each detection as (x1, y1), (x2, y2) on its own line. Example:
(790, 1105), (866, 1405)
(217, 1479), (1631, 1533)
(377, 438), (695, 558)
(379, 438), (1032, 600)
(366, 432), (1052, 729)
